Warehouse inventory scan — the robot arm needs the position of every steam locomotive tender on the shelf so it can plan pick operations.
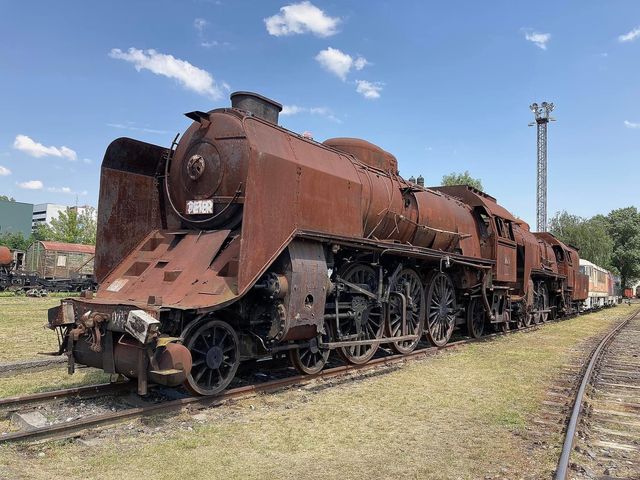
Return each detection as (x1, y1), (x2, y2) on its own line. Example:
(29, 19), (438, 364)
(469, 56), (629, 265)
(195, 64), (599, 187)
(49, 92), (589, 396)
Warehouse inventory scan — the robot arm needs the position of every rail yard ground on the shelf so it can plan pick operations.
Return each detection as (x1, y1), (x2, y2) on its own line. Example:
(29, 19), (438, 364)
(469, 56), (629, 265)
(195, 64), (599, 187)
(0, 298), (636, 480)
(0, 295), (108, 398)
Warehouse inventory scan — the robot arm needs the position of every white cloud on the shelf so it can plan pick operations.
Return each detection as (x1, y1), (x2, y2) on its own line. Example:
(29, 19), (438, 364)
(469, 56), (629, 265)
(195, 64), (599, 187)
(47, 186), (72, 194)
(0, 166), (11, 176)
(107, 123), (169, 135)
(17, 180), (43, 190)
(624, 120), (640, 129)
(355, 80), (383, 99)
(523, 30), (551, 50)
(315, 47), (368, 81)
(281, 104), (341, 122)
(13, 135), (77, 160)
(353, 57), (369, 70)
(194, 18), (208, 32)
(45, 186), (87, 195)
(193, 18), (229, 48)
(265, 1), (340, 37)
(82, 158), (92, 164)
(109, 48), (223, 99)
(619, 26), (640, 42)
(281, 105), (303, 115)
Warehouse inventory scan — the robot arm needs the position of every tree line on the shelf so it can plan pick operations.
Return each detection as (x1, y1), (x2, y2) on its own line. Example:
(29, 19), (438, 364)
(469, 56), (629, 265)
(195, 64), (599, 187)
(549, 208), (640, 288)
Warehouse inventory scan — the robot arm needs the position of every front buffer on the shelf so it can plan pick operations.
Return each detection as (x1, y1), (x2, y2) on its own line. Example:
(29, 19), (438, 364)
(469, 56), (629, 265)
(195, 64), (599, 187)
(49, 302), (192, 395)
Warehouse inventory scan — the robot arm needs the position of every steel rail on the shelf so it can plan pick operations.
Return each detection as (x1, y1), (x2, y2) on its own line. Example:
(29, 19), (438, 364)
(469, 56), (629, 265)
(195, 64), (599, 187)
(0, 309), (594, 444)
(0, 382), (134, 412)
(0, 357), (67, 377)
(554, 307), (640, 480)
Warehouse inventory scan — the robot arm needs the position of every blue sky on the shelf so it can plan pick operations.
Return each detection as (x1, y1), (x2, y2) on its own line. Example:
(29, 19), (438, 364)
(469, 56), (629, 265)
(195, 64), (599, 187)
(1, 0), (638, 226)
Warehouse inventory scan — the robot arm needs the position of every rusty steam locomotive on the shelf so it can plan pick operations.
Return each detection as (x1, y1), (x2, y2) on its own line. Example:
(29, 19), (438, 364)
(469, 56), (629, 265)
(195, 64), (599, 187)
(49, 92), (589, 395)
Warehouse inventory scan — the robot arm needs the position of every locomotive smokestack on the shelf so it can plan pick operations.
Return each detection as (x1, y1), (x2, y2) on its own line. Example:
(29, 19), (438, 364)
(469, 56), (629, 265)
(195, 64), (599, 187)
(230, 91), (282, 125)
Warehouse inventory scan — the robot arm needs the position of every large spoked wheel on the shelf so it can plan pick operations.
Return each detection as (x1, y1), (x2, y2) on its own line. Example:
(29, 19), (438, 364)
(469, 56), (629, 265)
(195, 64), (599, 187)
(289, 323), (330, 375)
(336, 263), (384, 365)
(387, 268), (425, 354)
(184, 319), (240, 396)
(425, 272), (457, 347)
(466, 296), (485, 339)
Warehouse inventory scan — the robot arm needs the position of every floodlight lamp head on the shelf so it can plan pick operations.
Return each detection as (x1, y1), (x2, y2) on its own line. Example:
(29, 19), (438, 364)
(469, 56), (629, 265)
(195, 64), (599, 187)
(530, 103), (538, 112)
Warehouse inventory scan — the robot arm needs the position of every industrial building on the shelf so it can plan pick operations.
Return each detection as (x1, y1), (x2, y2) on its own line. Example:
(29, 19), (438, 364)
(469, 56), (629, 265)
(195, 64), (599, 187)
(31, 203), (67, 231)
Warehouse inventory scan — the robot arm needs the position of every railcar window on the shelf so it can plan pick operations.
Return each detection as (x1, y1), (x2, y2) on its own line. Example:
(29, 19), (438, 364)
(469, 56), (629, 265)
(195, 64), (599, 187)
(494, 217), (514, 240)
(473, 209), (492, 239)
(554, 247), (564, 262)
(495, 218), (504, 237)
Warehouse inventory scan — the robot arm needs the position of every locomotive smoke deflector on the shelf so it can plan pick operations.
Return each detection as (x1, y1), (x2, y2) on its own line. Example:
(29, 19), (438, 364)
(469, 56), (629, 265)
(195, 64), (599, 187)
(230, 91), (283, 124)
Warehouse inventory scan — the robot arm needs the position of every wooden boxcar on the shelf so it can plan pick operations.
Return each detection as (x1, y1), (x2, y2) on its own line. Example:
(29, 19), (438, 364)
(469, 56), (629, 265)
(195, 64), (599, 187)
(25, 241), (94, 279)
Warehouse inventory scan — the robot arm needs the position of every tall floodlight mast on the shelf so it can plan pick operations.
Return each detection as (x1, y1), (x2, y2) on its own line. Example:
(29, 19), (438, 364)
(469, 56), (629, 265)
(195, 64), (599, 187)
(529, 102), (555, 232)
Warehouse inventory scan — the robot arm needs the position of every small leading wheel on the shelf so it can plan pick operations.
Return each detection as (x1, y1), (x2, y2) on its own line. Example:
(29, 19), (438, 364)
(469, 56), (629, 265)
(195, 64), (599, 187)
(425, 272), (457, 347)
(289, 324), (330, 375)
(336, 263), (384, 365)
(184, 319), (240, 396)
(387, 268), (425, 354)
(466, 296), (485, 339)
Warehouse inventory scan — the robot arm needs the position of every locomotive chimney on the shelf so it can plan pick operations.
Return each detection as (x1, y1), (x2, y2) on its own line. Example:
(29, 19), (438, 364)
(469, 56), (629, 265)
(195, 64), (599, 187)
(417, 175), (425, 187)
(230, 91), (282, 125)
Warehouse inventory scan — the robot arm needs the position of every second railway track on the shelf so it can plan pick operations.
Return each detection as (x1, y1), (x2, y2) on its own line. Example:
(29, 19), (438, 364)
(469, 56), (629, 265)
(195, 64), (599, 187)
(555, 306), (640, 480)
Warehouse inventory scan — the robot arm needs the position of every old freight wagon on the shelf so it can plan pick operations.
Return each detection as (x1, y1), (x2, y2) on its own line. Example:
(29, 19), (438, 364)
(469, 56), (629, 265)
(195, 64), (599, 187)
(25, 241), (94, 279)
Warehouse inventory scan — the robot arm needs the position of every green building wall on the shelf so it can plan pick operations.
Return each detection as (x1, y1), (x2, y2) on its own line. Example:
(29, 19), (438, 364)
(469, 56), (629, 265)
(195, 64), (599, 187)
(0, 199), (33, 237)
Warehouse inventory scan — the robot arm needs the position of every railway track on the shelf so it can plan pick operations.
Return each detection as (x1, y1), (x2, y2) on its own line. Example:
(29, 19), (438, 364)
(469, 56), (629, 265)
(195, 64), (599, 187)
(555, 306), (640, 480)
(0, 310), (608, 445)
(0, 356), (67, 378)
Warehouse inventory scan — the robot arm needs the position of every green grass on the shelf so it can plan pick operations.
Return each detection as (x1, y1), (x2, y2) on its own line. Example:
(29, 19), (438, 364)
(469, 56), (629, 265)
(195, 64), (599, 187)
(0, 296), (110, 400)
(0, 304), (634, 480)
(0, 296), (63, 363)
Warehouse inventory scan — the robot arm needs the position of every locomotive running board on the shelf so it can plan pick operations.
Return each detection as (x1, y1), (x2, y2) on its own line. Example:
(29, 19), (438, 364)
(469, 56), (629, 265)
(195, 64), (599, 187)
(296, 230), (495, 267)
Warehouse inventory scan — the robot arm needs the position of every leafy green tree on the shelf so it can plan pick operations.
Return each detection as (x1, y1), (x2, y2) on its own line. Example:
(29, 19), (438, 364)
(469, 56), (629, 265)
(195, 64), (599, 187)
(0, 231), (33, 251)
(441, 171), (483, 191)
(39, 207), (97, 245)
(0, 195), (15, 202)
(606, 207), (640, 288)
(549, 211), (614, 270)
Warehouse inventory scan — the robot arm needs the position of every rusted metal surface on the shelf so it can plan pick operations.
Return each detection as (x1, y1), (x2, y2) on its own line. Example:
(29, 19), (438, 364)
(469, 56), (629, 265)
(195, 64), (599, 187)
(95, 138), (170, 282)
(323, 137), (398, 174)
(432, 185), (518, 222)
(0, 246), (13, 266)
(90, 229), (234, 309)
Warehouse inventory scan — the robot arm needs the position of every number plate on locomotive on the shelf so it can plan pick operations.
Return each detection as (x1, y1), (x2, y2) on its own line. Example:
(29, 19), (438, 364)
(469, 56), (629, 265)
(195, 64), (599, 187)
(186, 199), (213, 215)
